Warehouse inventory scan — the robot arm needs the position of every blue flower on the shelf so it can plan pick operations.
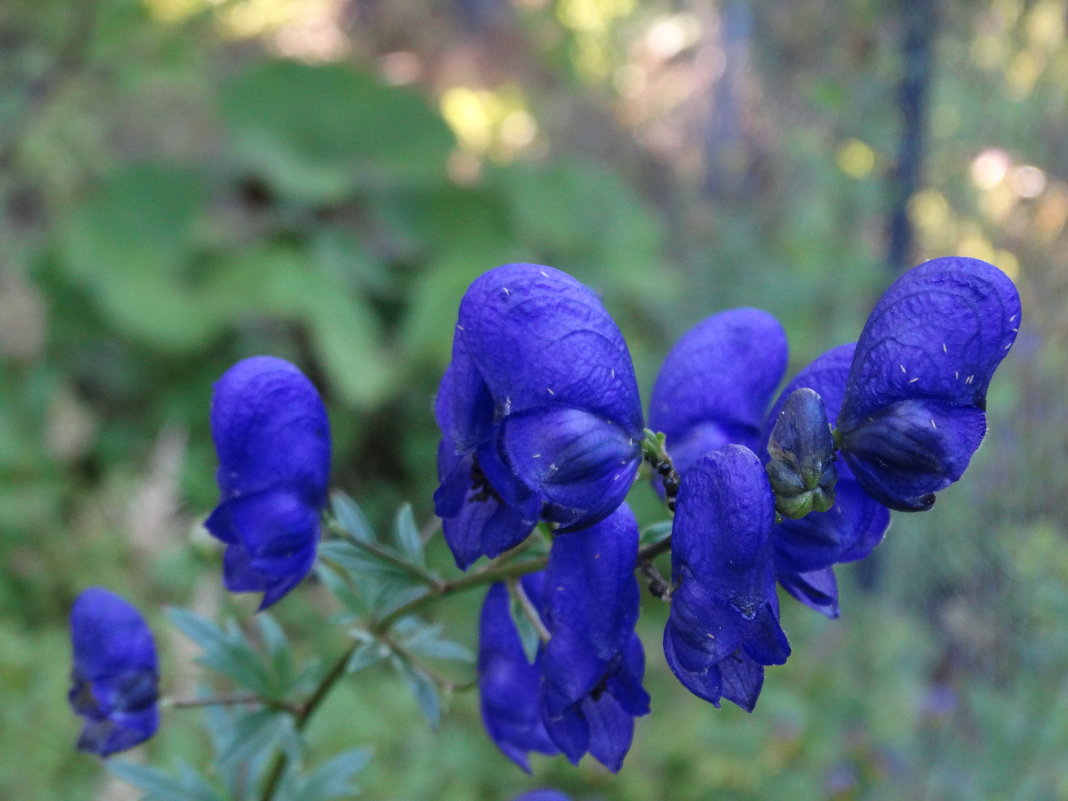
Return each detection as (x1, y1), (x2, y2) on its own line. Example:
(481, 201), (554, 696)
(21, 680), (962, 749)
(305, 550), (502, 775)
(538, 503), (650, 771)
(512, 792), (572, 801)
(664, 446), (790, 711)
(763, 344), (891, 617)
(837, 257), (1021, 512)
(477, 505), (650, 772)
(478, 577), (559, 772)
(649, 307), (788, 476)
(434, 264), (644, 569)
(206, 356), (331, 609)
(68, 588), (159, 757)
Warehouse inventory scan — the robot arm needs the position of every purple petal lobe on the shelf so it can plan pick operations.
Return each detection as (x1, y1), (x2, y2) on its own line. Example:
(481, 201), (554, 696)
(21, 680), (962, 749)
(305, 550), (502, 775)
(778, 567), (840, 618)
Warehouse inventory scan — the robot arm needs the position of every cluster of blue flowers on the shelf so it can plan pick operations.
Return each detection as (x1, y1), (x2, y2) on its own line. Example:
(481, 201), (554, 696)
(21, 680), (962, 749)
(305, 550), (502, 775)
(438, 258), (1019, 766)
(68, 256), (1020, 790)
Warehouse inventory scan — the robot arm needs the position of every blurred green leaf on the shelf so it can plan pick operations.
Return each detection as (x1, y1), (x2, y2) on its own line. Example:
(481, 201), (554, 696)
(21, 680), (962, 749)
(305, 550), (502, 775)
(108, 761), (223, 801)
(292, 748), (372, 801)
(221, 60), (455, 203)
(392, 656), (440, 729)
(166, 608), (280, 699)
(392, 503), (423, 565)
(331, 492), (376, 544)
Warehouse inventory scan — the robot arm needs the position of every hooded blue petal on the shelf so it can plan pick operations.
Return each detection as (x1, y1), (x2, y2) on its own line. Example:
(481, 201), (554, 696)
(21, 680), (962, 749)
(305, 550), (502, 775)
(666, 446), (789, 710)
(208, 356), (330, 609)
(435, 264), (644, 568)
(69, 588), (159, 757)
(837, 257), (1021, 511)
(458, 264), (643, 433)
(650, 308), (788, 473)
(538, 504), (650, 772)
(478, 581), (558, 772)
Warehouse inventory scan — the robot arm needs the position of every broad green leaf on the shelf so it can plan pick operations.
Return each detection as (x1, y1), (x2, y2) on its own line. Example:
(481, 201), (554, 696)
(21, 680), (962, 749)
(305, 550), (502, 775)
(221, 60), (455, 203)
(204, 246), (391, 407)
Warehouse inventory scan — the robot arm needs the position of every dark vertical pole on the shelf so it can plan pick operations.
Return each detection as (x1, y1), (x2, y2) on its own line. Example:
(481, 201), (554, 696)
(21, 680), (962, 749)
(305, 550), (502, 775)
(886, 0), (939, 272)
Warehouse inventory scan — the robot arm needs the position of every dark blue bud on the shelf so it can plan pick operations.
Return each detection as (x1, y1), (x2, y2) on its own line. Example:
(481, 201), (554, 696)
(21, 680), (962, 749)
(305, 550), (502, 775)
(766, 388), (838, 518)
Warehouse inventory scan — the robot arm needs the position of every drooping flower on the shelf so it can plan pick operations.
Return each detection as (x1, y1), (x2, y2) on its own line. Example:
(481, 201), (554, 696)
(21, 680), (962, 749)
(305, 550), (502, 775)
(434, 264), (644, 569)
(763, 344), (891, 617)
(836, 257), (1021, 512)
(648, 307), (788, 477)
(538, 503), (650, 772)
(206, 356), (331, 609)
(664, 446), (790, 711)
(478, 576), (559, 772)
(68, 588), (159, 757)
(477, 505), (650, 772)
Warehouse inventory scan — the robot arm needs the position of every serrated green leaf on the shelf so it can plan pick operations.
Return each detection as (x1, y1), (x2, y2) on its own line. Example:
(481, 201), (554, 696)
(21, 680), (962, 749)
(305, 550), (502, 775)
(393, 503), (423, 564)
(394, 658), (440, 729)
(218, 709), (297, 771)
(166, 608), (277, 697)
(296, 749), (372, 801)
(331, 493), (376, 544)
(318, 540), (412, 583)
(107, 761), (223, 801)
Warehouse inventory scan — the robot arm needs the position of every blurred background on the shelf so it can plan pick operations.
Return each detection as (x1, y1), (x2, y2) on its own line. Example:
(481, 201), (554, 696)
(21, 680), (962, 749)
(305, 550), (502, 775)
(2, 0), (1066, 799)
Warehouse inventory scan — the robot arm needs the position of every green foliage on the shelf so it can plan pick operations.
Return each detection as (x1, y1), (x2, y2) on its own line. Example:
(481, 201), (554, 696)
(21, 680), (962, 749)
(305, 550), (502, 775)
(4, 1), (1067, 800)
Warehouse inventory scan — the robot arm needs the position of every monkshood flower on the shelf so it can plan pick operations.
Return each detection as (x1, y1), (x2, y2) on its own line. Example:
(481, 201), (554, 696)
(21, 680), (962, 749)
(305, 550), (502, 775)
(764, 344), (891, 617)
(434, 263), (644, 569)
(648, 307), (788, 477)
(512, 792), (572, 801)
(538, 503), (650, 772)
(68, 588), (159, 757)
(664, 446), (790, 711)
(478, 576), (559, 772)
(836, 257), (1021, 512)
(206, 356), (331, 609)
(477, 505), (650, 772)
